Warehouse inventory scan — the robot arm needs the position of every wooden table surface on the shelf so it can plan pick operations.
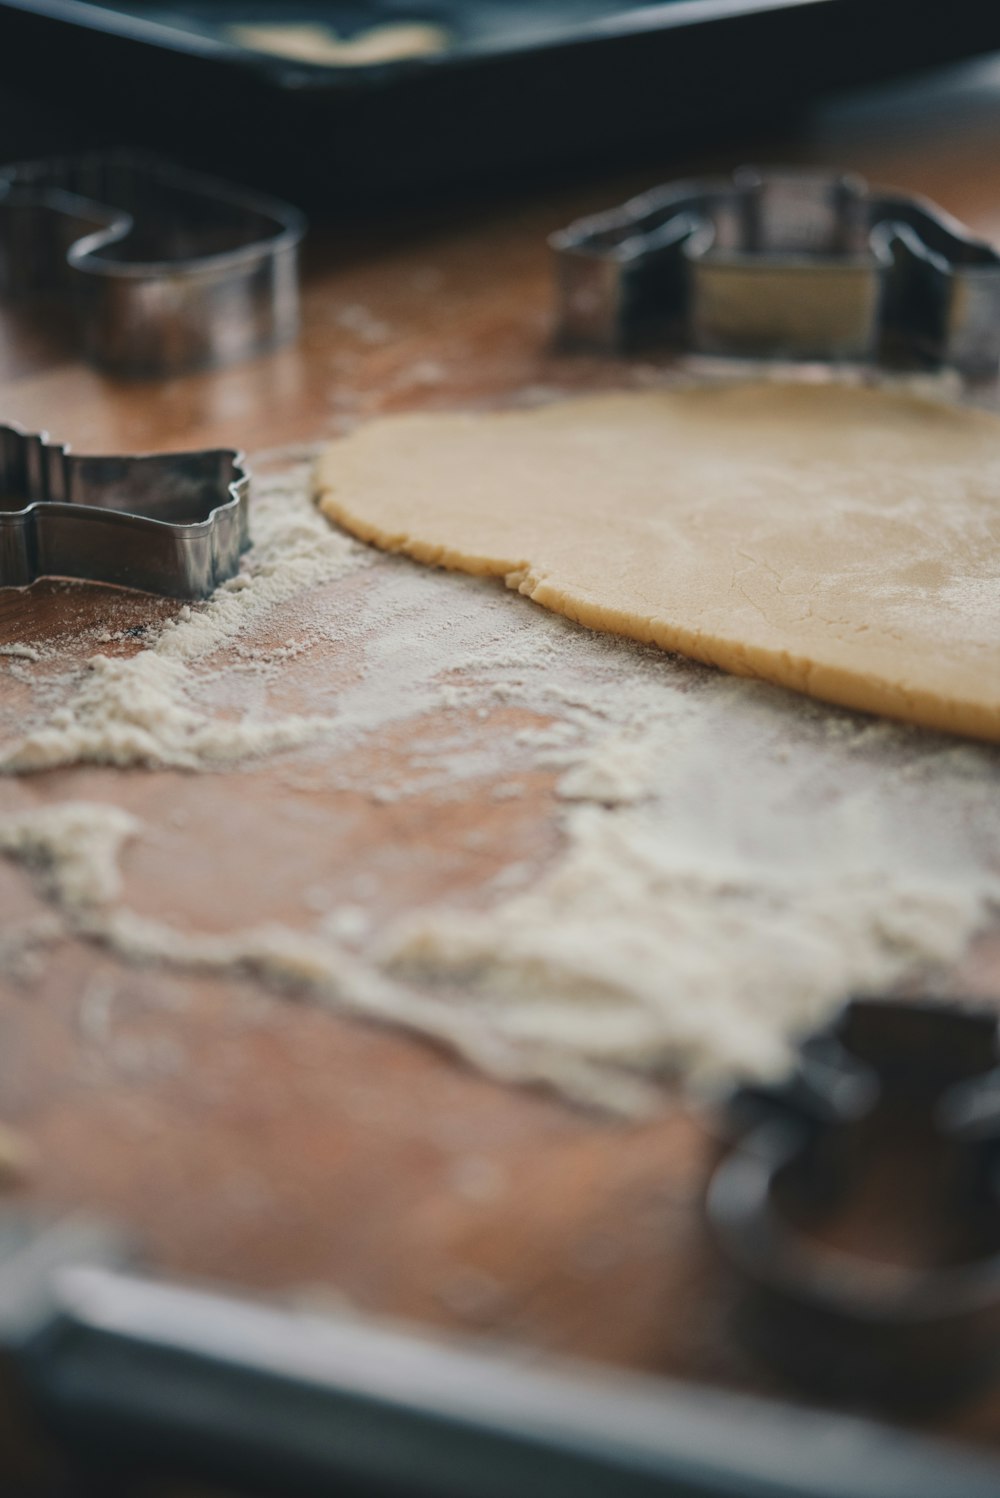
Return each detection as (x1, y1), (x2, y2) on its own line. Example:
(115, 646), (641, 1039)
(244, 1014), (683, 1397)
(3, 56), (1000, 1459)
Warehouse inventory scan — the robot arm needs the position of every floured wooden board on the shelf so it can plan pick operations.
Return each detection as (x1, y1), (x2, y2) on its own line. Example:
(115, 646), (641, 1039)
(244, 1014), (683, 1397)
(1, 447), (998, 1442)
(316, 381), (1000, 742)
(2, 120), (1000, 1448)
(2, 454), (999, 1114)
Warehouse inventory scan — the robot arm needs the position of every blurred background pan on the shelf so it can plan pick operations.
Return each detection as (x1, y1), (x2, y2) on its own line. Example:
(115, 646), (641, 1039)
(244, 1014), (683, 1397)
(1, 2), (1000, 211)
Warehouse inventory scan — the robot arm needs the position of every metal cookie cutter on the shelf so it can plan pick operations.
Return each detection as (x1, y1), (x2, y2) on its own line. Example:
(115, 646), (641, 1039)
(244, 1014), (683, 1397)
(706, 997), (1000, 1410)
(551, 167), (1000, 375)
(0, 151), (306, 377)
(0, 423), (249, 599)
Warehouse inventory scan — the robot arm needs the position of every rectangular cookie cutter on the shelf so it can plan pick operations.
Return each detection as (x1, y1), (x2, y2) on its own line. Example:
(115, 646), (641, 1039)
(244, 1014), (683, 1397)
(0, 422), (249, 599)
(550, 167), (1000, 375)
(0, 150), (306, 378)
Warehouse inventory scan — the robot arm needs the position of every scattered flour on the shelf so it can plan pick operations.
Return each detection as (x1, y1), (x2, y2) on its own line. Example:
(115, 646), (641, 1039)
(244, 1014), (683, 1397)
(1, 451), (999, 1111)
(0, 461), (360, 772)
(335, 304), (392, 346)
(555, 736), (655, 805)
(385, 799), (997, 1088)
(0, 801), (138, 908)
(0, 913), (62, 983)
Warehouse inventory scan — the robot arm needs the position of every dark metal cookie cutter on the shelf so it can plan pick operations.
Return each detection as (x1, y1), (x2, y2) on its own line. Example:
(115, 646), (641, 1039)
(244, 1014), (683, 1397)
(0, 422), (249, 599)
(706, 997), (1000, 1409)
(0, 151), (306, 377)
(551, 167), (1000, 375)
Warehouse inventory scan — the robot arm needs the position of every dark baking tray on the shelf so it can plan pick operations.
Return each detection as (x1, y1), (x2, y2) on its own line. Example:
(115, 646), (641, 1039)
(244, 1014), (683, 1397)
(1, 1), (1000, 211)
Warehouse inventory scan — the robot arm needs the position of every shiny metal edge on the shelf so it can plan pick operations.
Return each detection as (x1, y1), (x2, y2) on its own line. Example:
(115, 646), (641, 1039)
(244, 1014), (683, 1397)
(0, 421), (250, 599)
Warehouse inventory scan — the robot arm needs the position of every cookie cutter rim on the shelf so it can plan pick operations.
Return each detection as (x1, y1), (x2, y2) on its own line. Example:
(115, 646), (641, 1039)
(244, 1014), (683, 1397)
(550, 166), (1000, 375)
(0, 150), (307, 377)
(0, 421), (250, 600)
(705, 996), (1000, 1408)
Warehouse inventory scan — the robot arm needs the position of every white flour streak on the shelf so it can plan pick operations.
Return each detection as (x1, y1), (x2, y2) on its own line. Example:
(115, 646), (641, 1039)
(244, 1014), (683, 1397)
(0, 801), (139, 908)
(1, 454), (999, 1110)
(0, 463), (360, 772)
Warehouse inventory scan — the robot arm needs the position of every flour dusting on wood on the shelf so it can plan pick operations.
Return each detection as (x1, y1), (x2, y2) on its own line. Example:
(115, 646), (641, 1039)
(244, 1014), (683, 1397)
(0, 460), (360, 772)
(1, 454), (998, 1112)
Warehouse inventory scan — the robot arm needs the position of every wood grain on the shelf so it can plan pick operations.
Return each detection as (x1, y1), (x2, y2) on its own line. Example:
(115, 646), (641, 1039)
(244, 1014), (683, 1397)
(2, 59), (1000, 1452)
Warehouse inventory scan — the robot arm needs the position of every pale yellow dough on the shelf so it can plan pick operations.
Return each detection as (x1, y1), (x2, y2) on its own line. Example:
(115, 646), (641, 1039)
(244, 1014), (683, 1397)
(316, 382), (1000, 741)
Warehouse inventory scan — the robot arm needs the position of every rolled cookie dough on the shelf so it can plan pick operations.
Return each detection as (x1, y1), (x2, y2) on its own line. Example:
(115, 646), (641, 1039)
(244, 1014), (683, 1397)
(316, 381), (1000, 741)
